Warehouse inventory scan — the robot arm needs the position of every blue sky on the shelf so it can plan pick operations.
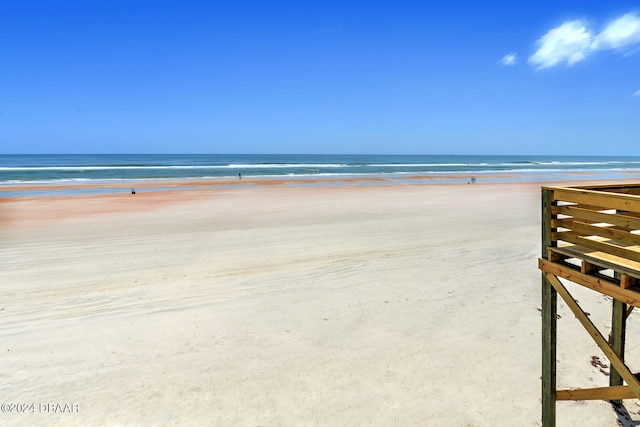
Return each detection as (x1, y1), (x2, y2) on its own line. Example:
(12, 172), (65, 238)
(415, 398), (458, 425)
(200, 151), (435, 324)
(1, 1), (639, 155)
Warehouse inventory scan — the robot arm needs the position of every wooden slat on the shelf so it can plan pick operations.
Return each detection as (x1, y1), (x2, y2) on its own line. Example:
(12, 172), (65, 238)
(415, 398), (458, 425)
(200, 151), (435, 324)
(595, 187), (640, 196)
(552, 218), (597, 228)
(555, 219), (640, 247)
(554, 232), (640, 264)
(548, 187), (640, 214)
(572, 183), (640, 192)
(618, 211), (640, 219)
(552, 206), (600, 222)
(550, 246), (640, 280)
(610, 189), (640, 195)
(544, 273), (640, 399)
(575, 203), (606, 212)
(556, 386), (637, 401)
(538, 258), (640, 307)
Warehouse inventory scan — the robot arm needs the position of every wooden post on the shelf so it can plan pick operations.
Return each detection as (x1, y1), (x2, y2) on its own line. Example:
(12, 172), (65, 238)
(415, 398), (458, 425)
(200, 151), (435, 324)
(610, 271), (627, 403)
(542, 188), (557, 427)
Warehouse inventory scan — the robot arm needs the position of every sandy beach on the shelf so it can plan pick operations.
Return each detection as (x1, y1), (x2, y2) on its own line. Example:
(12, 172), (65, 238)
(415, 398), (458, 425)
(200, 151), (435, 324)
(2, 179), (640, 426)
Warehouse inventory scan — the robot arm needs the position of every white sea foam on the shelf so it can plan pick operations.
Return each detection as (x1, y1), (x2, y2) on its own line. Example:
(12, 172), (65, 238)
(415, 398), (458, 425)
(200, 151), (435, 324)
(3, 154), (640, 186)
(0, 163), (350, 171)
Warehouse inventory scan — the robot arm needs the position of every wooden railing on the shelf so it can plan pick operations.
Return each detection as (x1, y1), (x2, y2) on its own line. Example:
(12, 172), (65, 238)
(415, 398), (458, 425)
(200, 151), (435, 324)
(544, 185), (640, 283)
(539, 184), (640, 427)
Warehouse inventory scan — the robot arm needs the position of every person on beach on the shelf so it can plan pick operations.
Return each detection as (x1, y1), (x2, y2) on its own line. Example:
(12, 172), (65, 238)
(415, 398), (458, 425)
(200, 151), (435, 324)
(238, 173), (242, 180)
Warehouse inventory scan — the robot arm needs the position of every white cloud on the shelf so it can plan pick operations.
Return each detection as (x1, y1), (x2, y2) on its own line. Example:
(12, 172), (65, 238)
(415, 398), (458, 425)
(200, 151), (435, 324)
(528, 12), (640, 69)
(499, 53), (518, 65)
(634, 89), (640, 96)
(592, 13), (640, 51)
(528, 20), (593, 69)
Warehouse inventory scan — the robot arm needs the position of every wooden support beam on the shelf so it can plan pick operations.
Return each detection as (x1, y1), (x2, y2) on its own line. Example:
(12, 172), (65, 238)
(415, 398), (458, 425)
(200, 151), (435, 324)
(544, 273), (640, 399)
(621, 274), (637, 289)
(539, 258), (640, 308)
(543, 188), (556, 254)
(556, 386), (637, 401)
(610, 283), (627, 400)
(542, 274), (557, 427)
(581, 260), (598, 275)
(541, 188), (556, 427)
(547, 248), (563, 263)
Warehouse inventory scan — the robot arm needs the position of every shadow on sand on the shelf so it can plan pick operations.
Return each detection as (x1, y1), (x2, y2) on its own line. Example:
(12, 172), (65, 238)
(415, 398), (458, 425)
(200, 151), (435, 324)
(612, 401), (640, 426)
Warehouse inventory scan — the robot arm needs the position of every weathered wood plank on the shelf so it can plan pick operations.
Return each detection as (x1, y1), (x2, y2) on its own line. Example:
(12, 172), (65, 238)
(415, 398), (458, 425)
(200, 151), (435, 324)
(618, 211), (640, 219)
(544, 273), (640, 399)
(553, 204), (640, 230)
(552, 218), (598, 228)
(556, 386), (636, 401)
(571, 183), (640, 192)
(555, 219), (640, 247)
(539, 259), (640, 307)
(548, 187), (640, 214)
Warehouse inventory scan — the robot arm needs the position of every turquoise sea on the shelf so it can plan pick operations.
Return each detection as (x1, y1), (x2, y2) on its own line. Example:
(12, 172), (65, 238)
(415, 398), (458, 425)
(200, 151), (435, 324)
(2, 154), (640, 197)
(3, 154), (640, 183)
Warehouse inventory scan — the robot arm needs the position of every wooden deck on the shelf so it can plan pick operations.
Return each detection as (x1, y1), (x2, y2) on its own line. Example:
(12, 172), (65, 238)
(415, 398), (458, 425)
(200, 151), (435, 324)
(539, 184), (640, 426)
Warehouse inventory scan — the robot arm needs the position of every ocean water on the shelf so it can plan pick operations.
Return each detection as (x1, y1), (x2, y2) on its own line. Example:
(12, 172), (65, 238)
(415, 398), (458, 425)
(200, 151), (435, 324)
(3, 154), (640, 185)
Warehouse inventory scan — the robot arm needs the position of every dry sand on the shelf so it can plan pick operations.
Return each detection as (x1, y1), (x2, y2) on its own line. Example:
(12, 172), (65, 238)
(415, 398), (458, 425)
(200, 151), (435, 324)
(1, 180), (640, 426)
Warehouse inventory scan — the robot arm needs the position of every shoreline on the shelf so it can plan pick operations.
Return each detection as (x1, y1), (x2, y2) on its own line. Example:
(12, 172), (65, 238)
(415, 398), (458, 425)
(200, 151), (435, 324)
(2, 168), (640, 199)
